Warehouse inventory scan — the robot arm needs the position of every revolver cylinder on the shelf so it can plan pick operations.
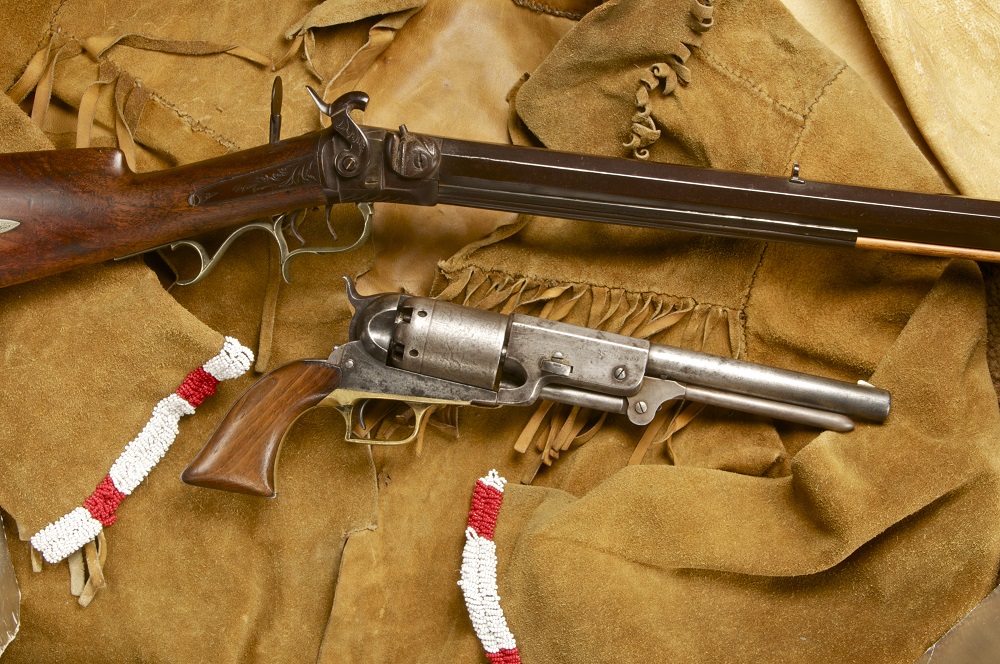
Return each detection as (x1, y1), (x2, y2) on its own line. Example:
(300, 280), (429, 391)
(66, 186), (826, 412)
(345, 283), (890, 432)
(387, 297), (509, 391)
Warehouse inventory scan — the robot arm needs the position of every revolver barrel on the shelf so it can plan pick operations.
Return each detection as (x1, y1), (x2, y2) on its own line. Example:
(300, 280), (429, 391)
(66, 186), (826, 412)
(346, 282), (890, 432)
(646, 344), (890, 423)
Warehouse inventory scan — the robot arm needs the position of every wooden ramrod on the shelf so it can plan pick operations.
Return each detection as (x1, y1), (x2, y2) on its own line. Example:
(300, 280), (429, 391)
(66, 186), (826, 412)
(2, 84), (1000, 290)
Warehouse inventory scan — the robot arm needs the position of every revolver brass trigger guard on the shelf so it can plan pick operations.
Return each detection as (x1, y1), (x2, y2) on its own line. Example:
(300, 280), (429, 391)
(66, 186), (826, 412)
(330, 399), (449, 446)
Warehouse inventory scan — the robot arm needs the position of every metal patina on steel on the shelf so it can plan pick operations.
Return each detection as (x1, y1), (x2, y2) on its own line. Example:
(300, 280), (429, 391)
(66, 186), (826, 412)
(4, 81), (1000, 291)
(179, 277), (893, 497)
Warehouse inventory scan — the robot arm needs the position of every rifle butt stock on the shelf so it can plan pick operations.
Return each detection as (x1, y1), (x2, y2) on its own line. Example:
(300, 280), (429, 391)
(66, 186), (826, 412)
(0, 137), (327, 288)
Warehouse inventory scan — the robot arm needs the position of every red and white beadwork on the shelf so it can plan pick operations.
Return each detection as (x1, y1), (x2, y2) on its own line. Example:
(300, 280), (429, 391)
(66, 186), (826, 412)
(458, 470), (521, 664)
(30, 337), (253, 564)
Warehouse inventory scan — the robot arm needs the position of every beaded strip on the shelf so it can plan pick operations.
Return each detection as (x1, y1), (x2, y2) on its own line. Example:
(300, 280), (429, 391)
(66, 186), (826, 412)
(30, 337), (254, 564)
(458, 470), (521, 664)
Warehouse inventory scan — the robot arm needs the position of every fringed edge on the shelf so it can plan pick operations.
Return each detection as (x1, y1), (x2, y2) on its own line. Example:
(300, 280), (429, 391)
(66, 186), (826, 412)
(5, 31), (272, 163)
(624, 0), (715, 159)
(278, 1), (424, 122)
(65, 530), (107, 607)
(457, 471), (521, 664)
(436, 267), (741, 351)
(436, 266), (742, 478)
(29, 338), (253, 599)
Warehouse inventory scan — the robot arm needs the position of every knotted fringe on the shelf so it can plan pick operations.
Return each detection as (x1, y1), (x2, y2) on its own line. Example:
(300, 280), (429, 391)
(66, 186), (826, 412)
(624, 0), (715, 159)
(436, 267), (741, 480)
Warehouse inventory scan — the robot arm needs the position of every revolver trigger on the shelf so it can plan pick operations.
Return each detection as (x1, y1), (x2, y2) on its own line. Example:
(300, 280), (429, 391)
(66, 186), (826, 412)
(356, 398), (375, 431)
(329, 391), (445, 446)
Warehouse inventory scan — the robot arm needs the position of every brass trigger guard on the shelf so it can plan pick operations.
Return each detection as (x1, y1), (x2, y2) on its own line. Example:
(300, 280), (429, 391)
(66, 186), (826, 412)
(141, 202), (374, 286)
(334, 400), (442, 446)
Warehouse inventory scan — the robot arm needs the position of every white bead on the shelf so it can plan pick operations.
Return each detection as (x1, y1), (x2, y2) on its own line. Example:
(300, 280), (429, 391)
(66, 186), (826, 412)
(32, 337), (252, 565)
(203, 337), (254, 381)
(458, 483), (518, 655)
(481, 469), (507, 493)
(30, 507), (103, 563)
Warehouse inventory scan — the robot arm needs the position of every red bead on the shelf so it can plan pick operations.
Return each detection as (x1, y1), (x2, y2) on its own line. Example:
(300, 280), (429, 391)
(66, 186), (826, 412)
(83, 475), (127, 526)
(467, 482), (504, 539)
(176, 367), (219, 407)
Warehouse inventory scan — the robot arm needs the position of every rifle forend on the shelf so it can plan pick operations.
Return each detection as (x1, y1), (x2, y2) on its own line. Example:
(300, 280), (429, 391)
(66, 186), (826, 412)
(181, 279), (890, 498)
(2, 85), (1000, 290)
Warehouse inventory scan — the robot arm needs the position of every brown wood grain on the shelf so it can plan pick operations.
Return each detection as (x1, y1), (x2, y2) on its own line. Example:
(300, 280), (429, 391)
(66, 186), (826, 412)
(181, 360), (341, 497)
(0, 134), (328, 288)
(857, 236), (1000, 262)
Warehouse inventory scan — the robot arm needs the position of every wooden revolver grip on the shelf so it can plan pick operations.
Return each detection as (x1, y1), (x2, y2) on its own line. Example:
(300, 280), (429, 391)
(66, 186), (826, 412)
(181, 360), (341, 497)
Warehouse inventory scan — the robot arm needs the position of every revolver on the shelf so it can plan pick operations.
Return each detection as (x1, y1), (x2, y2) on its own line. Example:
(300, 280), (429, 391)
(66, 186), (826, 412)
(181, 280), (890, 497)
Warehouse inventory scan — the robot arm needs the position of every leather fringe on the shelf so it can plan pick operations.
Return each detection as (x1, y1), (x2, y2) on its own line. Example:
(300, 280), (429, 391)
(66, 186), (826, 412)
(437, 266), (740, 480)
(5, 30), (270, 161)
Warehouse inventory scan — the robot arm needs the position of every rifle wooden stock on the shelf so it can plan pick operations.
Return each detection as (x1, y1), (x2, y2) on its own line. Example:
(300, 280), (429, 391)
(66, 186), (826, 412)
(3, 88), (1000, 292)
(0, 134), (327, 288)
(181, 360), (341, 497)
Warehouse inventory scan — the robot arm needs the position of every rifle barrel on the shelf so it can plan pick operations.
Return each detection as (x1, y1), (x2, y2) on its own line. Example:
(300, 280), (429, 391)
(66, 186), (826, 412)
(433, 137), (1000, 260)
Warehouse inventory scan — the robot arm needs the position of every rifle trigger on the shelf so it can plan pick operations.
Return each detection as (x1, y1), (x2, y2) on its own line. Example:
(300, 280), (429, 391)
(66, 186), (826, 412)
(324, 206), (338, 242)
(278, 202), (374, 283)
